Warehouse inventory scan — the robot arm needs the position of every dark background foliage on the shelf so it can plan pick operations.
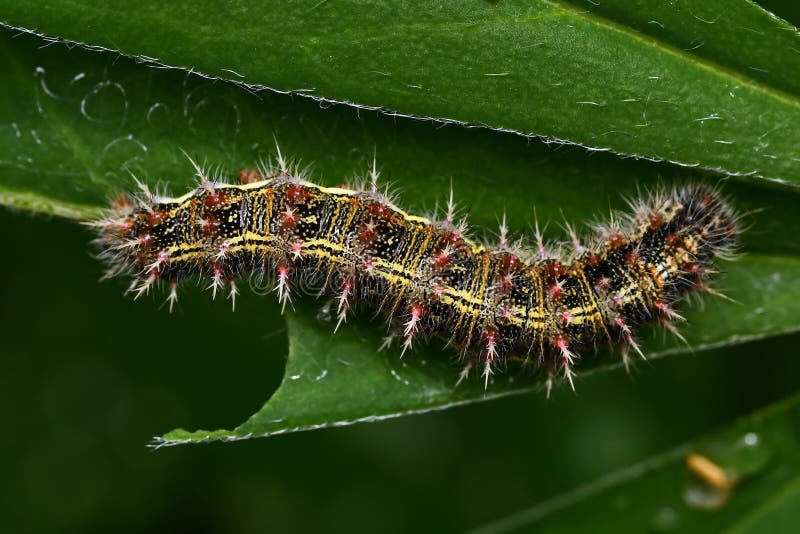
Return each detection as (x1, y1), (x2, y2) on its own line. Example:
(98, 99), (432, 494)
(5, 210), (800, 532)
(2, 1), (800, 532)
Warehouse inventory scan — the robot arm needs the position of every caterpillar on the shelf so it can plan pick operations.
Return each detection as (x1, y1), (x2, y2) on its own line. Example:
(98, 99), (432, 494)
(91, 155), (739, 395)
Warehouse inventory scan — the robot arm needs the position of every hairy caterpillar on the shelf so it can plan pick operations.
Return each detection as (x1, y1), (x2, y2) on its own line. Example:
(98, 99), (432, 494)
(91, 155), (739, 395)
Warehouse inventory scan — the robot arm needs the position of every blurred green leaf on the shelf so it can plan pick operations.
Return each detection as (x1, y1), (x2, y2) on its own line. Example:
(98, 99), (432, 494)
(731, 477), (800, 533)
(472, 391), (800, 533)
(1, 1), (800, 183)
(0, 13), (799, 445)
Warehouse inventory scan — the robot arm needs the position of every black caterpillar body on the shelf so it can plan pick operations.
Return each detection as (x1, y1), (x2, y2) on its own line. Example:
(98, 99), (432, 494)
(92, 161), (739, 394)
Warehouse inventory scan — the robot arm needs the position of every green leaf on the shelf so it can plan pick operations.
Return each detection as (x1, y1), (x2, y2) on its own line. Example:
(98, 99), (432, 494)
(2, 1), (800, 183)
(0, 21), (798, 444)
(731, 477), (800, 534)
(158, 255), (800, 445)
(471, 391), (800, 533)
